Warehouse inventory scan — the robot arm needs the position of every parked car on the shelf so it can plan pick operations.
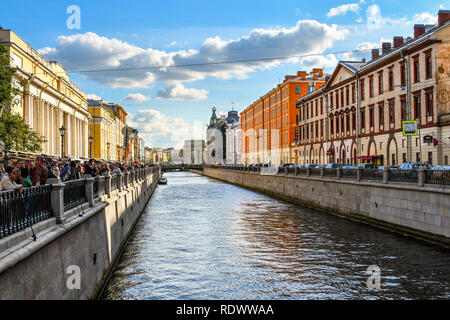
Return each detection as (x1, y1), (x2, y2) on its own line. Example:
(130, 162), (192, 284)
(282, 163), (295, 168)
(288, 165), (299, 169)
(326, 163), (341, 169)
(358, 163), (378, 169)
(342, 165), (357, 169)
(305, 164), (317, 168)
(316, 165), (327, 169)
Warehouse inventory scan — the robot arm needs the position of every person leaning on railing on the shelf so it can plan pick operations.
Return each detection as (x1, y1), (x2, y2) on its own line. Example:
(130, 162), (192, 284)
(0, 168), (23, 192)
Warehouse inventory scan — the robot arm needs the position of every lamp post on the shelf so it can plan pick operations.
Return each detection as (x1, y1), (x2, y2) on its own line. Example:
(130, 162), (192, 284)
(88, 135), (93, 159)
(59, 126), (66, 158)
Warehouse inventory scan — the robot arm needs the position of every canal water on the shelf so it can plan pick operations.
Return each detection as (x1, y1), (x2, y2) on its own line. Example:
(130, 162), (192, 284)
(101, 171), (450, 300)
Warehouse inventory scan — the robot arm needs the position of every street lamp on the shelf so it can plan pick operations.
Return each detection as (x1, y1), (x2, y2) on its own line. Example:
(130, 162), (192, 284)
(88, 135), (93, 159)
(107, 142), (110, 161)
(59, 126), (66, 158)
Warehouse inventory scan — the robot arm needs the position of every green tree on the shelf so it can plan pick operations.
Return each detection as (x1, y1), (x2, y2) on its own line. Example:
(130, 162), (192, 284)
(0, 45), (17, 114)
(0, 45), (46, 160)
(0, 112), (47, 161)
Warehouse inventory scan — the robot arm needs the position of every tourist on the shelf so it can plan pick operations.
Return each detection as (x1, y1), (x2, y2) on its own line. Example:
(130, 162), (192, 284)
(30, 156), (49, 186)
(0, 168), (23, 192)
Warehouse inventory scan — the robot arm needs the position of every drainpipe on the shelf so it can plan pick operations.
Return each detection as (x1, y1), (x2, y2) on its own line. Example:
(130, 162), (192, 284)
(355, 71), (361, 165)
(321, 88), (329, 163)
(401, 49), (412, 163)
(302, 100), (306, 165)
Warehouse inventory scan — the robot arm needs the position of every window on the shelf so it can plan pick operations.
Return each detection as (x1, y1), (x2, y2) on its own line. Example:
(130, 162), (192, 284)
(352, 83), (356, 103)
(402, 153), (407, 163)
(392, 153), (396, 166)
(320, 98), (323, 115)
(416, 152), (421, 162)
(413, 56), (420, 83)
(425, 51), (432, 79)
(414, 94), (421, 121)
(341, 116), (344, 134)
(360, 80), (365, 100)
(379, 104), (384, 126)
(341, 88), (344, 107)
(400, 63), (406, 87)
(320, 121), (324, 138)
(378, 72), (383, 94)
(315, 100), (318, 116)
(330, 117), (334, 135)
(426, 90), (433, 116)
(389, 100), (395, 124)
(428, 152), (433, 166)
(369, 108), (374, 128)
(360, 110), (365, 129)
(336, 91), (339, 108)
(369, 76), (374, 98)
(336, 117), (340, 134)
(346, 87), (349, 105)
(389, 68), (394, 91)
(346, 114), (350, 132)
(401, 97), (407, 121)
(352, 112), (356, 130)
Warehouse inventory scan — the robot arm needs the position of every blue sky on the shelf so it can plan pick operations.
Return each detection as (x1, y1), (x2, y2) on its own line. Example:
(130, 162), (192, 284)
(1, 0), (446, 147)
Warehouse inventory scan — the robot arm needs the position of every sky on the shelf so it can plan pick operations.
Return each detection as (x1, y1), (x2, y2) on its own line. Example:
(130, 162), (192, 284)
(1, 0), (446, 148)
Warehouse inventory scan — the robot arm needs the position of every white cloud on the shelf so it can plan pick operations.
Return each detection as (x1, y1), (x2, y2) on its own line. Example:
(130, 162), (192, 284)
(300, 54), (338, 68)
(341, 42), (379, 61)
(39, 21), (348, 89)
(127, 109), (205, 148)
(125, 93), (150, 102)
(86, 93), (102, 100)
(366, 5), (437, 30)
(327, 3), (360, 18)
(157, 83), (208, 100)
(412, 12), (437, 25)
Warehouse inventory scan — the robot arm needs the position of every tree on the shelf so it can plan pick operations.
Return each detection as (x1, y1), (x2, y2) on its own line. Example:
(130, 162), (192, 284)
(0, 45), (17, 115)
(0, 45), (46, 160)
(0, 112), (46, 161)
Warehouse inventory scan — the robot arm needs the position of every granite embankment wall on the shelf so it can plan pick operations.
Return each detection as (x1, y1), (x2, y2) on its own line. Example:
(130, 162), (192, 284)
(198, 168), (450, 245)
(0, 169), (160, 300)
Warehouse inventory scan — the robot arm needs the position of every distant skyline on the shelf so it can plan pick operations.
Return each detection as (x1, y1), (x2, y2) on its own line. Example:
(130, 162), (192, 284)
(1, 0), (446, 148)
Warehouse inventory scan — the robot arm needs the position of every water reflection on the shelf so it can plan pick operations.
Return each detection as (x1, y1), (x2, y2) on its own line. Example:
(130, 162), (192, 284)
(101, 172), (450, 300)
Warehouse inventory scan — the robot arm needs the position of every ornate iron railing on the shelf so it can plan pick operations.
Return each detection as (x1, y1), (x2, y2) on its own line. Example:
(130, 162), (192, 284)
(424, 170), (450, 186)
(389, 170), (418, 183)
(341, 169), (357, 179)
(63, 180), (87, 211)
(361, 169), (383, 181)
(0, 185), (53, 239)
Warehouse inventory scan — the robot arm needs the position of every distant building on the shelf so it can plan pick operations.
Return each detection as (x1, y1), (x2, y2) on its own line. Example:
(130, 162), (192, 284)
(183, 140), (205, 164)
(296, 11), (450, 166)
(240, 69), (327, 165)
(225, 111), (241, 164)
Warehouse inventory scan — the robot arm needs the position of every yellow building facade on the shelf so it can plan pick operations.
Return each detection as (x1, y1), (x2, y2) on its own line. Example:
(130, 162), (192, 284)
(87, 100), (127, 161)
(0, 28), (90, 159)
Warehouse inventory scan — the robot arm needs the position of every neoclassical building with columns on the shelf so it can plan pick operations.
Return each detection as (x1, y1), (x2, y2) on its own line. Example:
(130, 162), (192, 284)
(295, 11), (450, 167)
(0, 28), (90, 160)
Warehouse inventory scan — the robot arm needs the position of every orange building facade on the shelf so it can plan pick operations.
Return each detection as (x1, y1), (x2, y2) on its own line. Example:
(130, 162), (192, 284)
(240, 69), (326, 164)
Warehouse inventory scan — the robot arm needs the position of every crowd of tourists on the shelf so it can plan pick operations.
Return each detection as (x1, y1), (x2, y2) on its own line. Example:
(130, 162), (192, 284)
(0, 157), (152, 192)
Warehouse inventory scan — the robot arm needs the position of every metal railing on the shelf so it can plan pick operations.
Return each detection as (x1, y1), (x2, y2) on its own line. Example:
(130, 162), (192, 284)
(341, 169), (357, 179)
(388, 170), (418, 183)
(424, 170), (450, 186)
(203, 164), (450, 188)
(0, 185), (53, 239)
(63, 179), (87, 211)
(361, 169), (383, 181)
(0, 166), (160, 241)
(324, 168), (337, 178)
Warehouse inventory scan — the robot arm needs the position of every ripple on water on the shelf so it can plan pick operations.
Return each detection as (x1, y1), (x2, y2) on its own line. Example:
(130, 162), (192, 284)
(101, 172), (450, 300)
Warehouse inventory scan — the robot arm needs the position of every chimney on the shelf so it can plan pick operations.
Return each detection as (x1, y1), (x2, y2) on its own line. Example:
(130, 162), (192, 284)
(393, 36), (404, 48)
(371, 48), (380, 60)
(414, 24), (426, 38)
(381, 42), (392, 55)
(438, 10), (450, 26)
